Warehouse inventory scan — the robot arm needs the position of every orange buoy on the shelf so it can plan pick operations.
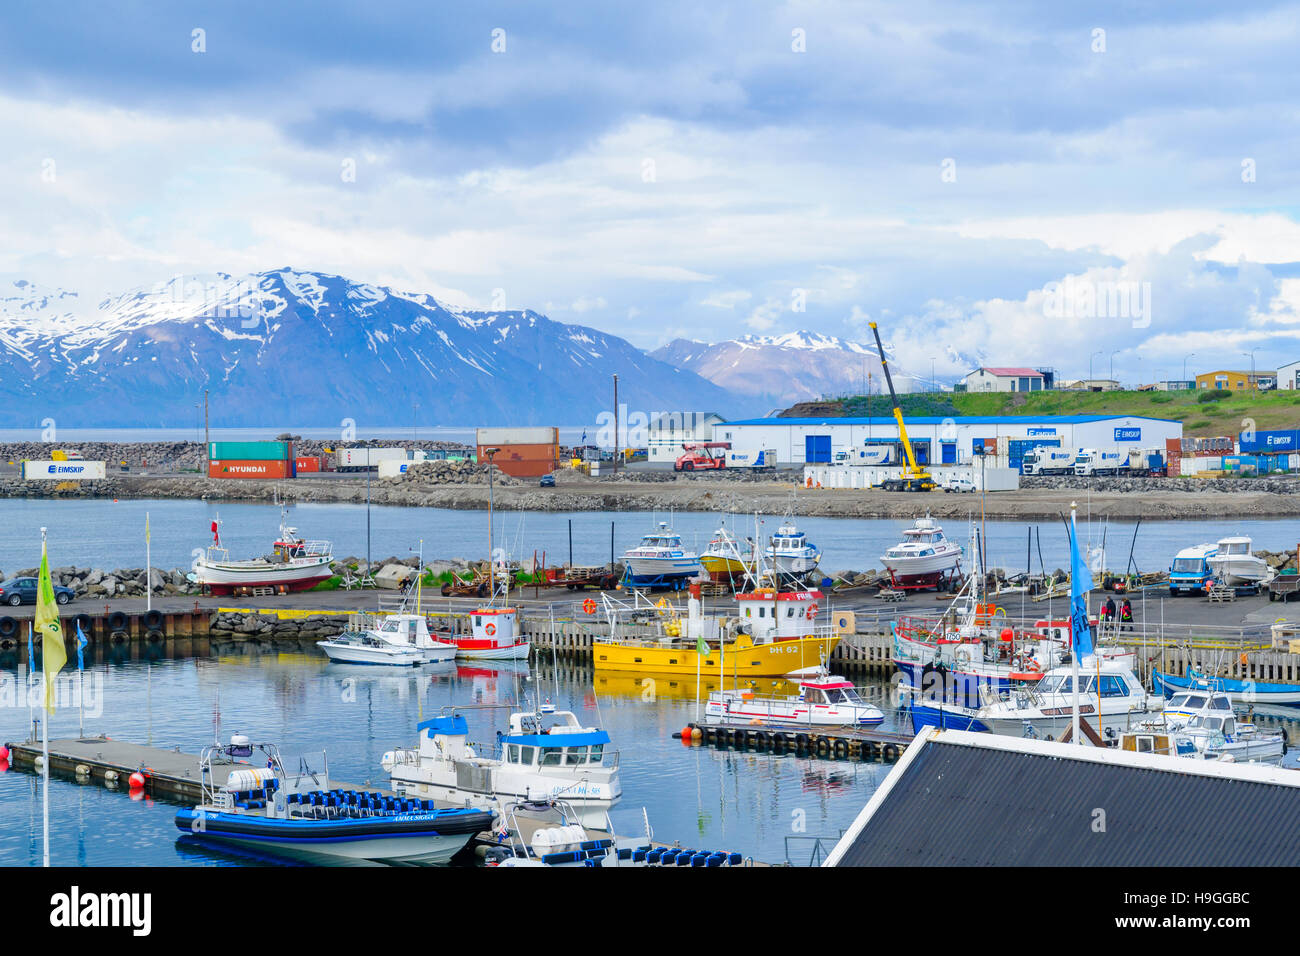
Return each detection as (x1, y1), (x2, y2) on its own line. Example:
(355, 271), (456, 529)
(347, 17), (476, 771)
(0, 758), (8, 773)
(0, 745), (9, 762)
(128, 771), (146, 790)
(1000, 628), (1014, 642)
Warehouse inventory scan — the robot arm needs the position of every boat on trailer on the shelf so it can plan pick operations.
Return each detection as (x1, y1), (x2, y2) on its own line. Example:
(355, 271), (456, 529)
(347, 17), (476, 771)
(174, 736), (493, 865)
(879, 515), (963, 591)
(193, 512), (334, 595)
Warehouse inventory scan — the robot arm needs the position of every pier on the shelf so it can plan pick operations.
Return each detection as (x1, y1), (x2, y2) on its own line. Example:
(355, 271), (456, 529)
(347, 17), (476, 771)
(678, 722), (915, 762)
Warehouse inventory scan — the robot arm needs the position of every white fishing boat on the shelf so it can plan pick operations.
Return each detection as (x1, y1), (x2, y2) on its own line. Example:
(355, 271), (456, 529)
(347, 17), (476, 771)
(765, 522), (821, 582)
(318, 613), (457, 666)
(1155, 686), (1287, 763)
(1207, 536), (1273, 588)
(193, 512), (334, 595)
(704, 673), (883, 727)
(383, 707), (621, 822)
(441, 606), (530, 660)
(880, 515), (963, 588)
(622, 522), (704, 582)
(700, 525), (755, 583)
(974, 659), (1162, 738)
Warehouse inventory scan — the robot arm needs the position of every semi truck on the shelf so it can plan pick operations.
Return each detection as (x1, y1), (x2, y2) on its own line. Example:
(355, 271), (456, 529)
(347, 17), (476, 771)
(1020, 447), (1077, 476)
(835, 446), (894, 466)
(335, 447), (417, 472)
(1073, 448), (1167, 477)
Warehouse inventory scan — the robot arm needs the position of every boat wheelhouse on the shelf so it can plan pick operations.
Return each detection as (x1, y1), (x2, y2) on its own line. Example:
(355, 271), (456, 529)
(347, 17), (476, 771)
(1207, 536), (1272, 588)
(622, 522), (704, 583)
(443, 606), (530, 660)
(705, 674), (883, 727)
(974, 659), (1161, 738)
(765, 522), (821, 582)
(383, 709), (621, 820)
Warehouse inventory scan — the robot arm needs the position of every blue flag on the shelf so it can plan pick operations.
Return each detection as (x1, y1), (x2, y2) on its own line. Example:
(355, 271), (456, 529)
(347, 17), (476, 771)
(1068, 512), (1094, 660)
(580, 429), (587, 444)
(76, 620), (89, 671)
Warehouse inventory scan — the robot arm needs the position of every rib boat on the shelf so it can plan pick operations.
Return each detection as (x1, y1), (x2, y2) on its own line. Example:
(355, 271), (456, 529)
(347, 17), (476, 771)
(174, 736), (493, 865)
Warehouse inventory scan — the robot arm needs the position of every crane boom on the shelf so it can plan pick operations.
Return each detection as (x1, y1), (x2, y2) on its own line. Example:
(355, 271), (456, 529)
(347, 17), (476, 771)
(868, 321), (925, 479)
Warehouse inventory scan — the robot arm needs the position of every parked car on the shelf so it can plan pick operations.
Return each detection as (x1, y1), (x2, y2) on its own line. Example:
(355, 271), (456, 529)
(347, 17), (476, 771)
(0, 577), (75, 606)
(539, 474), (556, 487)
(943, 475), (976, 493)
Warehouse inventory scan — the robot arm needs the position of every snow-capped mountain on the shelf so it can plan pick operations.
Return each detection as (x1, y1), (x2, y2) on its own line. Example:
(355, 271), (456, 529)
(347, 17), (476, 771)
(652, 330), (930, 405)
(0, 270), (743, 428)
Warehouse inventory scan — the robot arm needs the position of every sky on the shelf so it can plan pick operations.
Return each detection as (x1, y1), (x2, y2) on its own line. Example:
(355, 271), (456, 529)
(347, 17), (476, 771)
(3, 0), (1300, 384)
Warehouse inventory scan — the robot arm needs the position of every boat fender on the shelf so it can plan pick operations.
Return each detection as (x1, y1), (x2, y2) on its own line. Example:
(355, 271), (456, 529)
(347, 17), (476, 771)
(795, 733), (809, 751)
(733, 728), (747, 748)
(883, 743), (899, 761)
(755, 731), (770, 749)
(143, 609), (163, 630)
(108, 611), (128, 632)
(146, 629), (164, 643)
(833, 739), (849, 758)
(814, 737), (830, 756)
(0, 616), (15, 639)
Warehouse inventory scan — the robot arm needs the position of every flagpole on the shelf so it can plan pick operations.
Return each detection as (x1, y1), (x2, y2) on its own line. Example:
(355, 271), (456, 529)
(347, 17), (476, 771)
(1070, 505), (1081, 746)
(146, 511), (152, 612)
(27, 622), (35, 742)
(41, 527), (50, 867)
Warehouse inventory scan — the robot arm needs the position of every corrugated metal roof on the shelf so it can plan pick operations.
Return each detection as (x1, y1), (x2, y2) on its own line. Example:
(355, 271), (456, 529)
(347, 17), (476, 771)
(972, 367), (1045, 377)
(830, 736), (1300, 866)
(722, 415), (1181, 426)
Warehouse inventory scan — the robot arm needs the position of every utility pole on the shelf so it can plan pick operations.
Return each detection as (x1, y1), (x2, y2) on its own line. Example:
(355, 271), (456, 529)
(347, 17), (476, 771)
(612, 374), (619, 475)
(484, 447), (499, 599)
(203, 389), (210, 450)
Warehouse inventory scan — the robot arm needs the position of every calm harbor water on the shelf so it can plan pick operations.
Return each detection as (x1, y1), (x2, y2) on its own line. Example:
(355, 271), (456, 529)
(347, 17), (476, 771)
(0, 497), (1297, 579)
(0, 651), (896, 866)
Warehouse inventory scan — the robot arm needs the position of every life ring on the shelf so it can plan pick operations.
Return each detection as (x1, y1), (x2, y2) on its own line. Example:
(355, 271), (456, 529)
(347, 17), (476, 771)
(582, 598), (597, 615)
(806, 603), (819, 620)
(143, 609), (163, 631)
(1025, 659), (1042, 674)
(108, 611), (128, 632)
(0, 616), (16, 639)
(485, 623), (497, 637)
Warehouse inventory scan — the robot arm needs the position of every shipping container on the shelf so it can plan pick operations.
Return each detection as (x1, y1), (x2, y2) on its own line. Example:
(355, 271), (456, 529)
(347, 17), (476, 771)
(208, 441), (293, 461)
(335, 447), (409, 469)
(295, 456), (321, 473)
(208, 459), (292, 479)
(476, 426), (560, 447)
(24, 460), (107, 480)
(476, 441), (559, 478)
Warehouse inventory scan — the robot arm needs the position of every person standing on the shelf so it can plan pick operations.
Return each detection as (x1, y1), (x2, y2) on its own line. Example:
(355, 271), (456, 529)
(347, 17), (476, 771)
(1119, 597), (1133, 632)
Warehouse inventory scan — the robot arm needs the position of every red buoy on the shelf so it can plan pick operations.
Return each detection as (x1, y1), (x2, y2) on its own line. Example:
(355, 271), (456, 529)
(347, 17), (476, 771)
(0, 745), (9, 762)
(128, 771), (146, 790)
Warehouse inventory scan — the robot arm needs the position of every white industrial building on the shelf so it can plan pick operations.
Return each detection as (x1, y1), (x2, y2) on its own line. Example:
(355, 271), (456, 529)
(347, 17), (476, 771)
(1278, 360), (1300, 390)
(646, 411), (727, 463)
(713, 415), (1182, 470)
(960, 367), (1049, 393)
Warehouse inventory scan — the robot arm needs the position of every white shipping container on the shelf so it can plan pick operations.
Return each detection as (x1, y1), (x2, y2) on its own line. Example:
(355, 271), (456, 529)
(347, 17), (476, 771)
(378, 460), (415, 479)
(476, 427), (559, 447)
(725, 448), (779, 468)
(336, 447), (409, 468)
(24, 460), (107, 480)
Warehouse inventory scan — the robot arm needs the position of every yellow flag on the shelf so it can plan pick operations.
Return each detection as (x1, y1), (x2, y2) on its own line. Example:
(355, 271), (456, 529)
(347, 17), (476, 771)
(37, 539), (66, 715)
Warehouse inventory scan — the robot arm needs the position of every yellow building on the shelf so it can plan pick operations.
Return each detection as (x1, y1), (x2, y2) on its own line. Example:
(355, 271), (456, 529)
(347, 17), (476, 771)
(1195, 370), (1274, 390)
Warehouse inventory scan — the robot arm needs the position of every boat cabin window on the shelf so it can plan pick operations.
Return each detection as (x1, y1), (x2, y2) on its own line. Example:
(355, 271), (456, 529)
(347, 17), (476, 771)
(787, 607), (797, 618)
(539, 748), (563, 767)
(1034, 675), (1063, 693)
(1168, 693), (1191, 708)
(1098, 675), (1128, 697)
(1055, 676), (1095, 694)
(1223, 717), (1236, 734)
(1212, 696), (1232, 710)
(1185, 695), (1207, 710)
(1134, 735), (1155, 753)
(507, 744), (520, 763)
(518, 745), (537, 765)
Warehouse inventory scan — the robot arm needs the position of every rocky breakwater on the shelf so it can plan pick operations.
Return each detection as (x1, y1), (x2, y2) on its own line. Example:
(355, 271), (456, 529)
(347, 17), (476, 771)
(207, 609), (348, 646)
(1021, 475), (1300, 494)
(1, 564), (200, 599)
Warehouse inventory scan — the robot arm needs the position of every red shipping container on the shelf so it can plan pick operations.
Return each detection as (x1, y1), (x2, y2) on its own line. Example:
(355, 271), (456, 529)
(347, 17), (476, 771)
(209, 459), (292, 479)
(295, 456), (321, 472)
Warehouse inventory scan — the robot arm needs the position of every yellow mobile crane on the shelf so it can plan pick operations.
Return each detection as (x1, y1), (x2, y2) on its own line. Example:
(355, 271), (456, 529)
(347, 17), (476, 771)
(868, 321), (936, 492)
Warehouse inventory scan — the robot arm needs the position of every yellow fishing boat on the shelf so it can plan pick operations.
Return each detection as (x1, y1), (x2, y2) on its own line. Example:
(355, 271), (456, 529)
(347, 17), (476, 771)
(593, 586), (845, 677)
(699, 525), (755, 583)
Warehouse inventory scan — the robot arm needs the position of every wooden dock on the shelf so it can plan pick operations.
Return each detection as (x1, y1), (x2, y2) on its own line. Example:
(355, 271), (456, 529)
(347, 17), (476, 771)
(2, 736), (392, 802)
(679, 722), (915, 762)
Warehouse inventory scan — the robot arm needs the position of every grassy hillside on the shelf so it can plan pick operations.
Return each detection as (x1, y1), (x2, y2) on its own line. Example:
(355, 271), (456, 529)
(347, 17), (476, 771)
(822, 389), (1300, 437)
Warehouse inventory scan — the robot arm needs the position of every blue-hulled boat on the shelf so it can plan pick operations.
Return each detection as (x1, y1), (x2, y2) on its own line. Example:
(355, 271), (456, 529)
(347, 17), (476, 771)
(1152, 668), (1300, 708)
(175, 736), (494, 865)
(906, 699), (989, 733)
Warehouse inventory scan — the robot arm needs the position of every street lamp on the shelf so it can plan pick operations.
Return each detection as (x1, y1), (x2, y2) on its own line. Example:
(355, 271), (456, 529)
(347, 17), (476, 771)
(1243, 349), (1259, 391)
(1109, 350), (1120, 382)
(1089, 350), (1103, 383)
(930, 357), (937, 393)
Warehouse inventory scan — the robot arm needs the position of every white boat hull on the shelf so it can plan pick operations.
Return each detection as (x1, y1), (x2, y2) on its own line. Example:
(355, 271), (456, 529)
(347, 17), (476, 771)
(881, 549), (963, 578)
(318, 641), (423, 666)
(453, 641), (531, 661)
(624, 556), (703, 578)
(195, 556), (334, 592)
(1208, 557), (1271, 586)
(205, 830), (472, 865)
